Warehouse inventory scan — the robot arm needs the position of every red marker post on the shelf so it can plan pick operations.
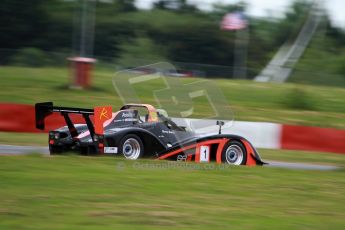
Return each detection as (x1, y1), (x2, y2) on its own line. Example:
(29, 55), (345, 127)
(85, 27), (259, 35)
(68, 57), (96, 88)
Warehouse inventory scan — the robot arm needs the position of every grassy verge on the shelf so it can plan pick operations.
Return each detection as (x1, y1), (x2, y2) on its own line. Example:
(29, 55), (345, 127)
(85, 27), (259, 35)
(0, 155), (344, 230)
(0, 66), (345, 128)
(259, 149), (345, 166)
(0, 132), (47, 146)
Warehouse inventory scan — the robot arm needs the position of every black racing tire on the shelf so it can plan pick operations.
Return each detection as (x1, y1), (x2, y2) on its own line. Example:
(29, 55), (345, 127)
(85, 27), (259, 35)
(119, 134), (144, 160)
(49, 145), (63, 155)
(221, 140), (247, 165)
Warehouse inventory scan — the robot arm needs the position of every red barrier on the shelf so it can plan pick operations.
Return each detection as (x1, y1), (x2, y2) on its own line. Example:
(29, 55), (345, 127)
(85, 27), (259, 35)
(1, 103), (345, 154)
(0, 103), (88, 133)
(281, 124), (345, 154)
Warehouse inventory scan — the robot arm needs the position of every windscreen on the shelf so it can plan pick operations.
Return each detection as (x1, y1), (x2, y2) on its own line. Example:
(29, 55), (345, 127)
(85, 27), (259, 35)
(112, 62), (234, 136)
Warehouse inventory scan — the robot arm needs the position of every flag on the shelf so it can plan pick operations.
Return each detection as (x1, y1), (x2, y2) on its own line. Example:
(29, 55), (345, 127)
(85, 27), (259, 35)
(221, 12), (247, 31)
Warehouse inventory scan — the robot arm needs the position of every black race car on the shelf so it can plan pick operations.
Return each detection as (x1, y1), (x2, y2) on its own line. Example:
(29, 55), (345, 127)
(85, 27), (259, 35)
(35, 102), (265, 166)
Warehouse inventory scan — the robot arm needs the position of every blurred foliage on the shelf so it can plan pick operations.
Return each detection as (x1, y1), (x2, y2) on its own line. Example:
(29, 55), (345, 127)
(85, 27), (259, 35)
(9, 48), (69, 67)
(153, 0), (199, 12)
(0, 0), (50, 49)
(0, 0), (344, 79)
(10, 47), (49, 67)
(283, 86), (316, 110)
(273, 0), (312, 46)
(116, 36), (168, 67)
(288, 16), (345, 87)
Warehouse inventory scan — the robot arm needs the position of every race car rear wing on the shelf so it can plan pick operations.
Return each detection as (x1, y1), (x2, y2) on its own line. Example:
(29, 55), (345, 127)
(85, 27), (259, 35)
(35, 102), (112, 138)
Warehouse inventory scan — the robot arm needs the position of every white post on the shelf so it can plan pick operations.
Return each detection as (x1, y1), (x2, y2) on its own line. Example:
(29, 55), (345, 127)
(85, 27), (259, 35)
(80, 0), (88, 57)
(233, 26), (249, 79)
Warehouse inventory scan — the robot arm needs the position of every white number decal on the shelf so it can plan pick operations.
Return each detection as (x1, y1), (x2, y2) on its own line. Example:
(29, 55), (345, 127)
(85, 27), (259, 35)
(199, 146), (210, 162)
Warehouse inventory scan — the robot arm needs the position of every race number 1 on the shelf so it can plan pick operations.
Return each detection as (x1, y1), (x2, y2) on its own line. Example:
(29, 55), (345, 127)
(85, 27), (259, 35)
(199, 145), (210, 163)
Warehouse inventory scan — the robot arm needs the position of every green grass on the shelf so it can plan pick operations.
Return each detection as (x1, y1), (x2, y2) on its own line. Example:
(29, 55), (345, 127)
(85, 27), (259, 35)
(259, 149), (345, 166)
(0, 155), (344, 229)
(0, 132), (47, 146)
(0, 66), (345, 129)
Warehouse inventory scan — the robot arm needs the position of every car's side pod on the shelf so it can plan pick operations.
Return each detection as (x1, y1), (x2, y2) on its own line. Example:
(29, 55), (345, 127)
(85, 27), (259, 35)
(158, 137), (265, 166)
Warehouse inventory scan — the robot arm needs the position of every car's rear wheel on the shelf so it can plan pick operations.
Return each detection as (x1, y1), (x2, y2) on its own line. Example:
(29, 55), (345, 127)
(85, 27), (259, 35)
(221, 140), (247, 165)
(119, 134), (144, 160)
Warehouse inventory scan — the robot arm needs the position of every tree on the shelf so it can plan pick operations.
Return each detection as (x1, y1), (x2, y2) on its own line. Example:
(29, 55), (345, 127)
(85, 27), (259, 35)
(0, 0), (50, 49)
(153, 0), (198, 13)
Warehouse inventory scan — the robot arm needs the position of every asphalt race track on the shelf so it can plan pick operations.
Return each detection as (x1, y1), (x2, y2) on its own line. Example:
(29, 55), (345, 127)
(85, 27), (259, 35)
(265, 160), (338, 171)
(0, 145), (49, 155)
(0, 145), (339, 171)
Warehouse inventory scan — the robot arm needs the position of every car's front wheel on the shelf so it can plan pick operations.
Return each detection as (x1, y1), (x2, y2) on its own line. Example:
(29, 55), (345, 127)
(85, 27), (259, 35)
(221, 140), (247, 165)
(119, 134), (144, 160)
